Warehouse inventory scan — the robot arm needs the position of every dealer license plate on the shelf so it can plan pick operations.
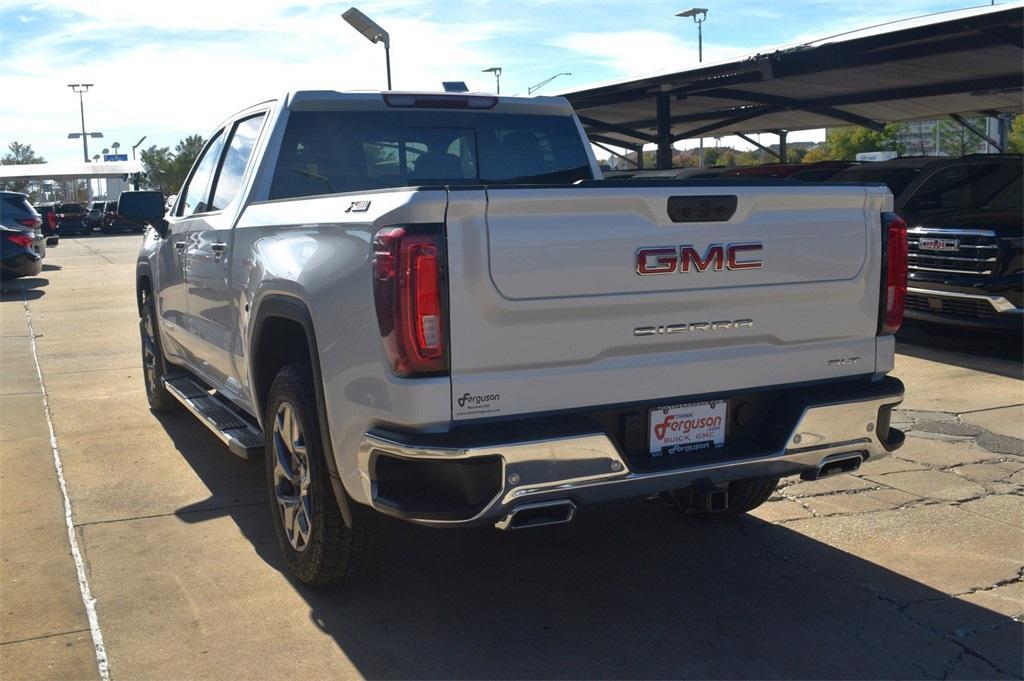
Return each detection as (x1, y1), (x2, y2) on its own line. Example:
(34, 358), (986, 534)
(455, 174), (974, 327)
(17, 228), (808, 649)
(649, 400), (728, 456)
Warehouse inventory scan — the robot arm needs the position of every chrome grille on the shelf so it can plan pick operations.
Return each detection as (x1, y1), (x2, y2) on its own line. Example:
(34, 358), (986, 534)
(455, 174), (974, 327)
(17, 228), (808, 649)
(907, 228), (997, 278)
(905, 292), (997, 319)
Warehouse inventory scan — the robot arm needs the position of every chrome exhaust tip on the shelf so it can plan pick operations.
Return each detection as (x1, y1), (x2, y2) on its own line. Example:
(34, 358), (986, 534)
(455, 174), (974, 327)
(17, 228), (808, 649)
(801, 453), (864, 481)
(495, 500), (577, 531)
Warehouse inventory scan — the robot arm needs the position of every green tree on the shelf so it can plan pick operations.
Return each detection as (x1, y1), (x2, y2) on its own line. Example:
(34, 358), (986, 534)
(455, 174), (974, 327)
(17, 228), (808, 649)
(823, 123), (907, 160)
(938, 117), (985, 156)
(1006, 115), (1024, 154)
(1, 141), (45, 195)
(139, 135), (206, 196)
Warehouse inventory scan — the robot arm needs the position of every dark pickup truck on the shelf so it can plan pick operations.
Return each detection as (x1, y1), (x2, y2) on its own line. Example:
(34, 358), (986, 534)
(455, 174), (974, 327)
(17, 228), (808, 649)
(835, 155), (1022, 329)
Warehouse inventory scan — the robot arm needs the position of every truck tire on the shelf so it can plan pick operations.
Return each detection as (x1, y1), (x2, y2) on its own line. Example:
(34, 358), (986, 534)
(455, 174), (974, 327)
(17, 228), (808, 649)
(264, 362), (388, 586)
(669, 478), (779, 516)
(139, 289), (178, 412)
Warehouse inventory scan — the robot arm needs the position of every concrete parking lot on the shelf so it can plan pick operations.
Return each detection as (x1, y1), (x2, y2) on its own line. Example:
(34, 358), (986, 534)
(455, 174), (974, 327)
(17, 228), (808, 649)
(1, 234), (1021, 681)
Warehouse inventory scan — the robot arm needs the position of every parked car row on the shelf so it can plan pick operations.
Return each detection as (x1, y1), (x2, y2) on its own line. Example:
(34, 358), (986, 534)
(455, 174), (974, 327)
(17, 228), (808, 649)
(32, 199), (146, 237)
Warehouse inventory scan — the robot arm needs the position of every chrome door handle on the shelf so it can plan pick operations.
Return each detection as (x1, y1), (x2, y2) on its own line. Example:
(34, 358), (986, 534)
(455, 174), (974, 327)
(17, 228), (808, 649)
(211, 242), (228, 258)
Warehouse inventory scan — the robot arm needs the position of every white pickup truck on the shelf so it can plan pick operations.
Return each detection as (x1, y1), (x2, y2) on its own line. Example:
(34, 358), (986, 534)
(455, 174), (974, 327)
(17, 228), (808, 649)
(121, 91), (907, 586)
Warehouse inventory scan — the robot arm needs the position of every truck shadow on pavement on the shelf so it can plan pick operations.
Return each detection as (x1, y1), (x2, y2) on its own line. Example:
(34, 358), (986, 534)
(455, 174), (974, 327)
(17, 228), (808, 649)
(897, 320), (1023, 380)
(156, 414), (1022, 680)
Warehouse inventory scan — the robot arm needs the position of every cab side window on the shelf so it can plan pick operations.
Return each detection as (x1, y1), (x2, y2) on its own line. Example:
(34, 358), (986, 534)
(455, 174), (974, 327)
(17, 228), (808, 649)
(209, 114), (266, 212)
(177, 131), (226, 217)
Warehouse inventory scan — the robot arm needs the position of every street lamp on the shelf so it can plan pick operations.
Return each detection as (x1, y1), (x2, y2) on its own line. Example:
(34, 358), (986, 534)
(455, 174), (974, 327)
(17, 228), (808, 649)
(528, 72), (572, 95)
(342, 7), (391, 90)
(67, 83), (96, 162)
(675, 8), (707, 62)
(132, 136), (147, 160)
(482, 67), (502, 94)
(676, 8), (708, 166)
(111, 141), (121, 159)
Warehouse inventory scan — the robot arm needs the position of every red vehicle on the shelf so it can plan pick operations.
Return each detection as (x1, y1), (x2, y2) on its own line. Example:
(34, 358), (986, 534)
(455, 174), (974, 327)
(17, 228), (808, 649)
(38, 202), (90, 236)
(100, 200), (146, 233)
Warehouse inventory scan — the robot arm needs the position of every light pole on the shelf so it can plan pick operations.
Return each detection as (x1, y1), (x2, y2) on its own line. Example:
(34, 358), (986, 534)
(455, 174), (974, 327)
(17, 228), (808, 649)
(67, 83), (96, 162)
(528, 72), (572, 95)
(482, 67), (502, 94)
(111, 141), (121, 159)
(676, 8), (707, 62)
(132, 136), (147, 160)
(342, 7), (392, 90)
(676, 8), (708, 166)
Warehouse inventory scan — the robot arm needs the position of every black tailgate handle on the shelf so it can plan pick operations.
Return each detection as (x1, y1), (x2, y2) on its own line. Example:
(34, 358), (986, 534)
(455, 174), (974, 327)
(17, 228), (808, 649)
(667, 195), (737, 223)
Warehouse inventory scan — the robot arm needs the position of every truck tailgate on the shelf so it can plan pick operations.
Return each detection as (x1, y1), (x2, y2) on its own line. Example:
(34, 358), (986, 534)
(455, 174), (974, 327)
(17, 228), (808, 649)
(445, 184), (890, 420)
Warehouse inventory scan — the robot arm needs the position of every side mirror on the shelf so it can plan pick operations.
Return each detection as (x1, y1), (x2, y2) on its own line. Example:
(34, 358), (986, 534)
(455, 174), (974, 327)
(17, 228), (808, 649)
(119, 191), (169, 237)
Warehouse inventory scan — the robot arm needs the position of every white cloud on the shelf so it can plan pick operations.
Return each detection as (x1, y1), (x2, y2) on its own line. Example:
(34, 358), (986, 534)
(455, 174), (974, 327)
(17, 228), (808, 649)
(0, 3), (517, 162)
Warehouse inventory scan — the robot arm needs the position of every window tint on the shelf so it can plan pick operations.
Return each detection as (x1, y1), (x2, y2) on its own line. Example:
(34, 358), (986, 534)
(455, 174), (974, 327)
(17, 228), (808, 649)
(908, 165), (971, 210)
(209, 114), (266, 211)
(57, 203), (83, 212)
(269, 110), (591, 200)
(984, 174), (1022, 210)
(834, 167), (922, 197)
(105, 202), (118, 211)
(178, 131), (226, 217)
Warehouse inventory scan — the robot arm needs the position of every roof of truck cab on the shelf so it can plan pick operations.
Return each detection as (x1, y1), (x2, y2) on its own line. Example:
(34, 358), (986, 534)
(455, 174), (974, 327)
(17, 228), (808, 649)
(283, 90), (575, 115)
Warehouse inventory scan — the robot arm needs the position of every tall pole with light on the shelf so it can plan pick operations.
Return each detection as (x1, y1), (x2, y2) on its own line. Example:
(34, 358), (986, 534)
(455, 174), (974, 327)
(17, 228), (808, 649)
(67, 83), (96, 162)
(676, 8), (708, 166)
(528, 72), (572, 95)
(676, 8), (707, 62)
(482, 67), (502, 94)
(131, 136), (147, 161)
(342, 7), (392, 90)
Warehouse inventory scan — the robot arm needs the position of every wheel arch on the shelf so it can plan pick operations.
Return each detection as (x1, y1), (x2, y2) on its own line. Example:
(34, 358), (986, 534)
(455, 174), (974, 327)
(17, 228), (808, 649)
(250, 294), (354, 527)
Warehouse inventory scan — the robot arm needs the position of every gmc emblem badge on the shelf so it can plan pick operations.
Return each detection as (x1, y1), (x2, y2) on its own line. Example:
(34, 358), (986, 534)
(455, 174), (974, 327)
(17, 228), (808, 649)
(636, 243), (763, 275)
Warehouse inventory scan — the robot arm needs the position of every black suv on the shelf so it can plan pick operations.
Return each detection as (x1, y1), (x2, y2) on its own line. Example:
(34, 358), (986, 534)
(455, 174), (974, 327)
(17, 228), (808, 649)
(835, 155), (1022, 329)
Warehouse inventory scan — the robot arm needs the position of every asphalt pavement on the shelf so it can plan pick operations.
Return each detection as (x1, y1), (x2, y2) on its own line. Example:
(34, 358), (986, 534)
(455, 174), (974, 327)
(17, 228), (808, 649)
(1, 234), (1021, 680)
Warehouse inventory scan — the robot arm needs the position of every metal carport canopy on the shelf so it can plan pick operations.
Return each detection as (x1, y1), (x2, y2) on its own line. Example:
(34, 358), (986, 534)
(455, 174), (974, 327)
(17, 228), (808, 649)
(0, 161), (143, 181)
(561, 3), (1023, 157)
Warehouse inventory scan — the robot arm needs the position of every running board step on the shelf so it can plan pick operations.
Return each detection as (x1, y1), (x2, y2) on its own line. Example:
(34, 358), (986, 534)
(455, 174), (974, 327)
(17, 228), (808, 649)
(163, 376), (263, 459)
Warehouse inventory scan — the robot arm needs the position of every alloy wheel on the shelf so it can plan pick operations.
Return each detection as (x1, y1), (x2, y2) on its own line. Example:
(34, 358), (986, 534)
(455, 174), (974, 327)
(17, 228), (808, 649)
(272, 402), (313, 552)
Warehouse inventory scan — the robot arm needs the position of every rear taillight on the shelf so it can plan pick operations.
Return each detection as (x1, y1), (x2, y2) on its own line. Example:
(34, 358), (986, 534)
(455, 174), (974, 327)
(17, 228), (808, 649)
(372, 227), (448, 377)
(47, 213), (58, 228)
(5, 233), (34, 248)
(16, 217), (41, 229)
(879, 212), (908, 335)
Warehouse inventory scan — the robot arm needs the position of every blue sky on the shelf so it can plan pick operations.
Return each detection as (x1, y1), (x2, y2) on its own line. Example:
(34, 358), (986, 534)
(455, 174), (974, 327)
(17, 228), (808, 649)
(0, 0), (999, 163)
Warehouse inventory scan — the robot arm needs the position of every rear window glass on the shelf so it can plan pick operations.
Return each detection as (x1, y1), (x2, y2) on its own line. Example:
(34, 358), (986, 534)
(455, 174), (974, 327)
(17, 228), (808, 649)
(58, 203), (84, 212)
(105, 202), (118, 211)
(833, 167), (921, 197)
(269, 110), (591, 200)
(2, 194), (32, 212)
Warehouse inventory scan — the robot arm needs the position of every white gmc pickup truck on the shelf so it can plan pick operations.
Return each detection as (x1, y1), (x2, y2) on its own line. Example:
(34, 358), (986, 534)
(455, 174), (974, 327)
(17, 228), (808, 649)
(122, 91), (907, 586)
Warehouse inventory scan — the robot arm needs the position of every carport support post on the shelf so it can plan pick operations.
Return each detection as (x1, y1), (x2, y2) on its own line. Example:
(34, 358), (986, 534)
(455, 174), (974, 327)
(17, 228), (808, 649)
(656, 92), (673, 169)
(635, 143), (644, 169)
(777, 130), (788, 163)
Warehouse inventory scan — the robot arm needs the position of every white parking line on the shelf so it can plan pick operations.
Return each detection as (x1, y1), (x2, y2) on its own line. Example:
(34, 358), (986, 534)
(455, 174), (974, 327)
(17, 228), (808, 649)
(21, 290), (110, 681)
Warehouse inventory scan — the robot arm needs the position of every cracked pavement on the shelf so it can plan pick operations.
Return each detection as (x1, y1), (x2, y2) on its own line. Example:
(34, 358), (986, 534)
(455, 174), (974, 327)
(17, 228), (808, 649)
(1, 235), (1022, 680)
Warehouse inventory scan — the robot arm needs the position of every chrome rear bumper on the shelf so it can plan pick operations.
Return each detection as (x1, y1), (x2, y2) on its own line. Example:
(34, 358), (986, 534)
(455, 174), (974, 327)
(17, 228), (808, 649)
(357, 378), (904, 528)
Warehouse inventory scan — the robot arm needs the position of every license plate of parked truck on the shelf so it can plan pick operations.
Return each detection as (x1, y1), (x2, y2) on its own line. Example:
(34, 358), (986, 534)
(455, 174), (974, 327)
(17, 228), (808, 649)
(119, 89), (907, 586)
